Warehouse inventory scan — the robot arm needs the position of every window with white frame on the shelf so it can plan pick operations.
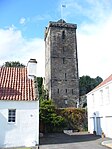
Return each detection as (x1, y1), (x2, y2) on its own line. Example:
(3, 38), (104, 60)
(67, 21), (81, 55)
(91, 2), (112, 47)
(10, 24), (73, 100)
(100, 90), (103, 105)
(92, 94), (94, 106)
(105, 86), (110, 104)
(8, 109), (16, 123)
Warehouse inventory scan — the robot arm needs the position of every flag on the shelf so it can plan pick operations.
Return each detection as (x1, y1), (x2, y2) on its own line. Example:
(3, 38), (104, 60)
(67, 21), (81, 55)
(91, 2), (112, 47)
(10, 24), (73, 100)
(62, 5), (66, 8)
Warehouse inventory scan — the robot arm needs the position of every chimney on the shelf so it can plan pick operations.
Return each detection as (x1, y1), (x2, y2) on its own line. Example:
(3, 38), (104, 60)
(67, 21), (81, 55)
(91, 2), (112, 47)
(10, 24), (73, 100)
(27, 59), (37, 79)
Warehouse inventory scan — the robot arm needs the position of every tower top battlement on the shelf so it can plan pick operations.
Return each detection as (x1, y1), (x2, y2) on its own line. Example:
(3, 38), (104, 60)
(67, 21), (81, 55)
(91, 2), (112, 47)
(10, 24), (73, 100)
(48, 19), (77, 28)
(44, 19), (77, 40)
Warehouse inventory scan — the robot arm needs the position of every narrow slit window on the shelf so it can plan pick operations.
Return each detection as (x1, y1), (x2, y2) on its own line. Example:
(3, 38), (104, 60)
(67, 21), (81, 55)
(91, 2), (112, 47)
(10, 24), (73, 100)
(62, 31), (65, 39)
(57, 88), (59, 94)
(65, 89), (67, 93)
(65, 73), (67, 79)
(62, 47), (65, 54)
(63, 58), (65, 64)
(8, 109), (16, 123)
(72, 89), (74, 94)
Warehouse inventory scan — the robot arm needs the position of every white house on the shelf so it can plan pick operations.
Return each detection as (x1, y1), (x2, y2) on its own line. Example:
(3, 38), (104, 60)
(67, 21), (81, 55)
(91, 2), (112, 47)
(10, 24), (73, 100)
(0, 59), (39, 148)
(87, 74), (112, 138)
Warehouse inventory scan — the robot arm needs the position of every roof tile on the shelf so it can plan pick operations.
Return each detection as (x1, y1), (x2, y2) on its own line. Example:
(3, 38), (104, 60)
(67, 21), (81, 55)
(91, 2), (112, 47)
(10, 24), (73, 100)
(0, 67), (36, 101)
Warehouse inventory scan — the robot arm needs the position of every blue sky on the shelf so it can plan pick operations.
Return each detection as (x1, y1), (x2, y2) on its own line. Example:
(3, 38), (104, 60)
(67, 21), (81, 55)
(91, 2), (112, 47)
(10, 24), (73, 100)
(0, 0), (56, 38)
(0, 0), (112, 79)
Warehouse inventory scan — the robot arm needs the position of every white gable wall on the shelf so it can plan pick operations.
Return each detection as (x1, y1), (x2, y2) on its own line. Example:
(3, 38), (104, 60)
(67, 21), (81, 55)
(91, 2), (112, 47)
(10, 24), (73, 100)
(87, 81), (112, 138)
(0, 100), (39, 148)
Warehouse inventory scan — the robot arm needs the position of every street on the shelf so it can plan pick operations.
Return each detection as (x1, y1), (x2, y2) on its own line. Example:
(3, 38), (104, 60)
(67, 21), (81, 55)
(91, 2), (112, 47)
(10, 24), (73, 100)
(40, 132), (109, 149)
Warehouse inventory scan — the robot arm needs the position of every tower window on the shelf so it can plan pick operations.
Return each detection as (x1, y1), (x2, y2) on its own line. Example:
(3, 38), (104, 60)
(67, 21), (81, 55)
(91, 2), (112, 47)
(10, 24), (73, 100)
(63, 58), (65, 64)
(62, 47), (65, 54)
(62, 31), (65, 39)
(57, 89), (59, 94)
(72, 89), (74, 94)
(65, 99), (68, 105)
(65, 73), (67, 79)
(65, 89), (67, 93)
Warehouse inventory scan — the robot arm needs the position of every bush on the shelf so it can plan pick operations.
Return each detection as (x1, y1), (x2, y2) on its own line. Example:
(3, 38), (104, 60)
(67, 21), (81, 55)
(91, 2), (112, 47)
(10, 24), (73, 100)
(40, 99), (88, 133)
(56, 108), (88, 131)
(39, 99), (66, 133)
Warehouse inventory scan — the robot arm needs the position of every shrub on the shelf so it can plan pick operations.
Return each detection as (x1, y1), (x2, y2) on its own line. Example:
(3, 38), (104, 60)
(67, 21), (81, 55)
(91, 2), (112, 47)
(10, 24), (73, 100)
(40, 99), (88, 133)
(56, 108), (87, 131)
(39, 99), (66, 133)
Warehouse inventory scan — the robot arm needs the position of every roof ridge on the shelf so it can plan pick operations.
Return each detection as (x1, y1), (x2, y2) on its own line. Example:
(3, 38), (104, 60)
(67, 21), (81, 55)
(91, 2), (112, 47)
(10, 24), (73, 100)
(95, 74), (112, 90)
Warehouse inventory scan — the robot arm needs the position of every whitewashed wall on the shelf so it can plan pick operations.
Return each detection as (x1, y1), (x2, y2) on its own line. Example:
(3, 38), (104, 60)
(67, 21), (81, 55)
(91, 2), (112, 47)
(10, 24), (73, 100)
(0, 100), (39, 148)
(87, 81), (112, 138)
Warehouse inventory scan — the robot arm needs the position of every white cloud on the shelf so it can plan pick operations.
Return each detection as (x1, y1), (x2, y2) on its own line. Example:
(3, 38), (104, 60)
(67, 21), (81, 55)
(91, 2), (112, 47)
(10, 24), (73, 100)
(31, 14), (51, 23)
(59, 0), (112, 79)
(78, 15), (112, 79)
(19, 17), (26, 25)
(0, 27), (45, 77)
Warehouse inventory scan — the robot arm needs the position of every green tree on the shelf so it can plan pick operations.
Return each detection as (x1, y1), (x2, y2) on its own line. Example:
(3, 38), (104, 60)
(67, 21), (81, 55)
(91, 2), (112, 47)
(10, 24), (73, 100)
(94, 76), (103, 86)
(3, 61), (25, 67)
(37, 77), (43, 97)
(40, 99), (66, 133)
(79, 75), (103, 96)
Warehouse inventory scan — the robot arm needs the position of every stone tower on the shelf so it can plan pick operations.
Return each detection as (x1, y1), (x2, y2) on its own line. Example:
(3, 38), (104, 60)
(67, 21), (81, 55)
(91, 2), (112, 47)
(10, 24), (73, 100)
(44, 19), (79, 108)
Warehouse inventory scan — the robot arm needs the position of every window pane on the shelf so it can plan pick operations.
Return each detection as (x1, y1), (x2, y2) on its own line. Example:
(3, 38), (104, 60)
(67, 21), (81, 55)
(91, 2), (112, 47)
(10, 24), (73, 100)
(8, 109), (16, 123)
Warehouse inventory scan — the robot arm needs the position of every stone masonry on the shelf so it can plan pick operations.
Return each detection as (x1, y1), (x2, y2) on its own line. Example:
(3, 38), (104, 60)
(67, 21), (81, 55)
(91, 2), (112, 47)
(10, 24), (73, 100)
(44, 19), (79, 108)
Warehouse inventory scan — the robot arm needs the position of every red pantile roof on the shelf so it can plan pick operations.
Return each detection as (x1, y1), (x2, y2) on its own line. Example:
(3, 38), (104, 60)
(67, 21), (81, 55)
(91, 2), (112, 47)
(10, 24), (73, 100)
(0, 67), (36, 101)
(95, 74), (112, 90)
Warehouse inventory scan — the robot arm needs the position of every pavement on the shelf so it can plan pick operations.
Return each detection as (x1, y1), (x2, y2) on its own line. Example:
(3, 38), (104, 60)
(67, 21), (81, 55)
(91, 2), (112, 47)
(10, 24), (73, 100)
(102, 140), (112, 148)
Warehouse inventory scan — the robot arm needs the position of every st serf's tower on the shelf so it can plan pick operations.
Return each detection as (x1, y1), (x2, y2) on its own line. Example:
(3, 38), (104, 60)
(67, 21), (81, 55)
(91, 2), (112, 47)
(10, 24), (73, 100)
(44, 19), (79, 108)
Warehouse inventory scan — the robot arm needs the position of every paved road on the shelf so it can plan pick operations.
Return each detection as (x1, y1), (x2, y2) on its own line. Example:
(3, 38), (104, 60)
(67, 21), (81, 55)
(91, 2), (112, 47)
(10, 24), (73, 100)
(39, 132), (109, 149)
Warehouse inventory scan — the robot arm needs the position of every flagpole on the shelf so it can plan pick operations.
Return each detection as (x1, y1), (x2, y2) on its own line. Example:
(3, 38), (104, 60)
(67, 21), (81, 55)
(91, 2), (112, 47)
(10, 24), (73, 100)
(61, 5), (66, 20)
(61, 5), (63, 19)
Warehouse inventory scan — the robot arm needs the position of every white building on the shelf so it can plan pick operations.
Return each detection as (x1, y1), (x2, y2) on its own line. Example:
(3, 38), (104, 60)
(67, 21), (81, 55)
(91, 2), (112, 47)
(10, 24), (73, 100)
(0, 59), (39, 148)
(87, 74), (112, 138)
